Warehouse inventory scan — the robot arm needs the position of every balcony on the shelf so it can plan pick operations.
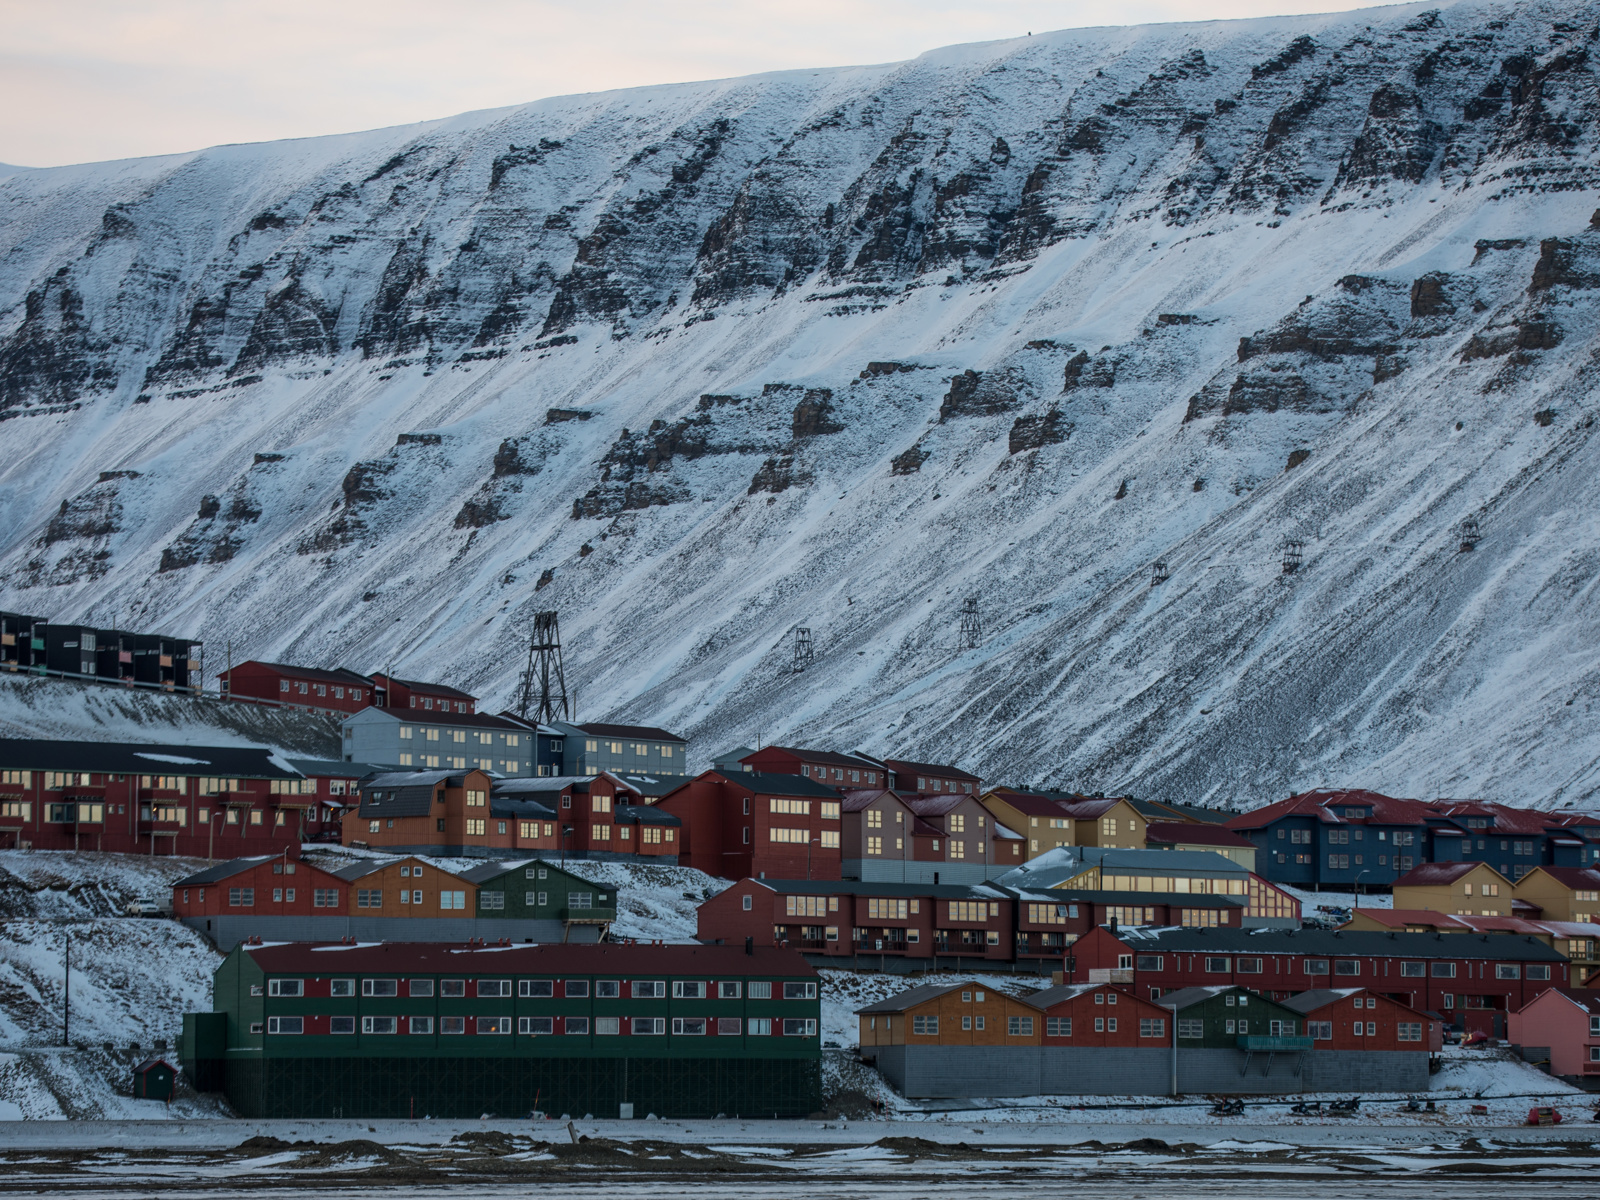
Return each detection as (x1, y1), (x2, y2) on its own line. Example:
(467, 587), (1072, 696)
(857, 939), (909, 953)
(1237, 1035), (1313, 1052)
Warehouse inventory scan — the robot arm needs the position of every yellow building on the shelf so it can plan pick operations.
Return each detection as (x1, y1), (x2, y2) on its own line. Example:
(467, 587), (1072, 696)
(1513, 866), (1600, 924)
(1391, 861), (1514, 916)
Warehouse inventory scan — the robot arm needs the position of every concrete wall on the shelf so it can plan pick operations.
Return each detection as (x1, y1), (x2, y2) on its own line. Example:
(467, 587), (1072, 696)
(181, 914), (596, 950)
(867, 1046), (1426, 1098)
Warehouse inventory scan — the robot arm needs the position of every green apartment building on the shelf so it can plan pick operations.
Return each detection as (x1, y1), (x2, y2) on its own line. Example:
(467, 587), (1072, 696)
(182, 941), (821, 1118)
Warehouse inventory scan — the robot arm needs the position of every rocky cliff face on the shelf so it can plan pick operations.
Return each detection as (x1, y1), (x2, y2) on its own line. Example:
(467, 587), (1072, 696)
(4, 1), (1600, 805)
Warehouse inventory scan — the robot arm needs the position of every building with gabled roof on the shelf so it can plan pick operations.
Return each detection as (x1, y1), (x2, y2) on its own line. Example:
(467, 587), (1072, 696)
(342, 707), (534, 776)
(655, 769), (844, 880)
(1508, 987), (1600, 1079)
(549, 722), (688, 778)
(1393, 861), (1514, 916)
(219, 660), (376, 714)
(878, 757), (981, 796)
(739, 746), (886, 790)
(1145, 821), (1257, 870)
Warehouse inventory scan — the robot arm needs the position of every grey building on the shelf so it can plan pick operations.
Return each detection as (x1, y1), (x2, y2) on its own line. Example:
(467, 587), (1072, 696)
(341, 708), (534, 776)
(550, 721), (688, 778)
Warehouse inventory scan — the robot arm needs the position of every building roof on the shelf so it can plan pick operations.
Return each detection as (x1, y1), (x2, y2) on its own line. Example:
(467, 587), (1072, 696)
(454, 860), (604, 887)
(1226, 788), (1431, 833)
(221, 660), (372, 685)
(607, 773), (685, 799)
(615, 802), (680, 826)
(903, 796), (973, 819)
(1279, 989), (1372, 1014)
(708, 771), (842, 798)
(575, 722), (686, 744)
(351, 709), (531, 731)
(1150, 800), (1239, 826)
(882, 758), (981, 783)
(1055, 797), (1128, 819)
(491, 776), (588, 797)
(854, 983), (966, 1014)
(983, 793), (1074, 817)
(329, 857), (471, 883)
(375, 675), (476, 700)
(0, 739), (302, 779)
(1528, 866), (1600, 890)
(1145, 822), (1254, 849)
(742, 746), (877, 769)
(489, 795), (558, 821)
(240, 941), (815, 976)
(1393, 862), (1505, 888)
(1152, 985), (1251, 1010)
(1528, 987), (1600, 1016)
(840, 789), (902, 813)
(1018, 983), (1111, 1010)
(287, 758), (395, 778)
(991, 845), (1249, 890)
(172, 855), (279, 886)
(1107, 925), (1567, 962)
(744, 878), (1005, 900)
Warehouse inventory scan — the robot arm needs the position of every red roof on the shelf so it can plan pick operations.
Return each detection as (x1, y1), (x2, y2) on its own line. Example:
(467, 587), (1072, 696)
(1528, 866), (1600, 890)
(742, 746), (877, 769)
(903, 796), (972, 819)
(1145, 822), (1253, 849)
(1229, 789), (1436, 832)
(220, 660), (372, 686)
(241, 941), (816, 976)
(840, 789), (900, 813)
(1393, 862), (1507, 887)
(986, 794), (1075, 817)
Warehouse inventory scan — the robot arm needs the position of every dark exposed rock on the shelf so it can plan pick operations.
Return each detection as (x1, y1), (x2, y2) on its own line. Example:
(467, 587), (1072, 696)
(1410, 272), (1454, 317)
(489, 139), (563, 190)
(791, 389), (842, 438)
(1251, 35), (1315, 80)
(1263, 74), (1335, 153)
(1460, 329), (1517, 361)
(454, 498), (504, 529)
(1529, 237), (1598, 292)
(1062, 351), (1115, 390)
(1114, 478), (1129, 500)
(232, 277), (341, 373)
(197, 495), (221, 520)
(493, 439), (532, 476)
(1008, 410), (1070, 453)
(1462, 318), (1562, 361)
(1156, 313), (1199, 326)
(1286, 448), (1311, 471)
(357, 239), (431, 359)
(142, 294), (230, 387)
(859, 361), (917, 378)
(1335, 84), (1442, 186)
(396, 432), (442, 446)
(570, 481), (682, 519)
(1222, 369), (1310, 415)
(748, 455), (811, 495)
(545, 408), (594, 424)
(1470, 238), (1524, 265)
(691, 173), (820, 305)
(578, 542), (593, 557)
(891, 446), (929, 475)
(1515, 318), (1563, 350)
(0, 271), (115, 413)
(940, 369), (1025, 420)
(536, 568), (555, 590)
(340, 462), (391, 507)
(43, 487), (120, 546)
(1534, 408), (1556, 427)
(226, 495), (262, 523)
(253, 452), (284, 464)
(1373, 353), (1408, 383)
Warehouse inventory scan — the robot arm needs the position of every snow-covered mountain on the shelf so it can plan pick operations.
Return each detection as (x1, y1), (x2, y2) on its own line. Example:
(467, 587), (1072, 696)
(4, 0), (1600, 807)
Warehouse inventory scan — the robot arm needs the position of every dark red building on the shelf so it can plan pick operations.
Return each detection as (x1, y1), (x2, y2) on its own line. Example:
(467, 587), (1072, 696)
(219, 661), (374, 714)
(739, 746), (886, 790)
(1069, 925), (1569, 1036)
(656, 771), (845, 880)
(368, 673), (477, 715)
(881, 758), (982, 796)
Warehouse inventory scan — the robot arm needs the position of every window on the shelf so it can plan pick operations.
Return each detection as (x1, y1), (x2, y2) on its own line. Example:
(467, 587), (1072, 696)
(330, 1016), (355, 1034)
(912, 1016), (939, 1035)
(408, 979), (434, 998)
(633, 1017), (666, 1035)
(672, 1017), (708, 1036)
(266, 1016), (303, 1035)
(672, 981), (707, 999)
(477, 1017), (511, 1035)
(749, 981), (771, 1000)
(714, 981), (741, 1000)
(1236, 957), (1262, 974)
(356, 889), (381, 908)
(1008, 1016), (1034, 1036)
(330, 979), (354, 998)
(1204, 957), (1230, 973)
(440, 891), (466, 910)
(633, 980), (666, 999)
(440, 979), (466, 997)
(519, 980), (554, 999)
(228, 888), (254, 907)
(782, 1018), (817, 1037)
(1046, 1017), (1071, 1037)
(362, 1016), (397, 1034)
(1177, 1019), (1203, 1038)
(478, 980), (511, 998)
(267, 979), (303, 997)
(1495, 964), (1520, 980)
(783, 981), (818, 1000)
(1397, 1022), (1422, 1042)
(1334, 961), (1361, 976)
(1430, 962), (1456, 978)
(770, 827), (810, 844)
(313, 888), (339, 908)
(1527, 965), (1551, 980)
(868, 898), (909, 920)
(466, 819), (485, 836)
(1094, 1017), (1105, 1032)
(1400, 961), (1424, 978)
(361, 979), (397, 997)
(442, 1017), (466, 1035)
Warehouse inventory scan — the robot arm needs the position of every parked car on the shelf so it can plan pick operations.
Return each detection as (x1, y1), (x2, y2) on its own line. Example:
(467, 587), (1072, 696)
(1527, 1106), (1562, 1126)
(124, 900), (161, 918)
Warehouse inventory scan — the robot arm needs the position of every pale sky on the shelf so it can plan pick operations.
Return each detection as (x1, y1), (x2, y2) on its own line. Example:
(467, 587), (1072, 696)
(1, 0), (1373, 168)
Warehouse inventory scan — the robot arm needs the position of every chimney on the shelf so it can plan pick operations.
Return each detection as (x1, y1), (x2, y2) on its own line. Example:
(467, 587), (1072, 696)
(745, 936), (754, 957)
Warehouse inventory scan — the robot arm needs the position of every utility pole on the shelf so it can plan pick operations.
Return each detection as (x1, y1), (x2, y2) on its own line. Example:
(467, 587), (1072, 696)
(518, 612), (570, 725)
(62, 930), (70, 1047)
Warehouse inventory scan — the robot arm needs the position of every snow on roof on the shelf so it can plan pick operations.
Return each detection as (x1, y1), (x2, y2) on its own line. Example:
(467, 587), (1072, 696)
(244, 941), (815, 975)
(133, 752), (210, 766)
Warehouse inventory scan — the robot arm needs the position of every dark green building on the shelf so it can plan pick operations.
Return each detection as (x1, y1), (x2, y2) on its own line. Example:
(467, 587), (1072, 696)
(181, 941), (821, 1118)
(457, 860), (617, 932)
(1157, 985), (1313, 1050)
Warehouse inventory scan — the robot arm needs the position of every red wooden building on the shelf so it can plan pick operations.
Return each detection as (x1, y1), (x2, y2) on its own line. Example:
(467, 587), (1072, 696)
(1024, 982), (1175, 1046)
(367, 673), (477, 715)
(1069, 924), (1569, 1036)
(1281, 988), (1441, 1052)
(218, 661), (375, 714)
(171, 854), (349, 919)
(739, 746), (886, 790)
(881, 758), (982, 796)
(656, 770), (844, 880)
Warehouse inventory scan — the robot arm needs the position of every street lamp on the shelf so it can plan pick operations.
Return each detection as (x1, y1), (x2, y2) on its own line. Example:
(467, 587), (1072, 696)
(1353, 869), (1371, 912)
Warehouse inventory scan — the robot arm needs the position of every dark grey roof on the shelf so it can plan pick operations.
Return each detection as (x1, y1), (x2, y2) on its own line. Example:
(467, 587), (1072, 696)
(227, 661), (372, 685)
(287, 758), (396, 778)
(358, 773), (453, 818)
(456, 860), (604, 888)
(1019, 984), (1105, 1010)
(489, 795), (558, 821)
(172, 856), (276, 886)
(362, 709), (529, 731)
(711, 771), (841, 798)
(615, 803), (680, 826)
(577, 722), (686, 743)
(0, 739), (301, 779)
(854, 983), (965, 1014)
(1113, 926), (1568, 962)
(1154, 985), (1256, 1011)
(752, 879), (1002, 900)
(492, 777), (589, 797)
(1280, 989), (1368, 1014)
(610, 773), (686, 798)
